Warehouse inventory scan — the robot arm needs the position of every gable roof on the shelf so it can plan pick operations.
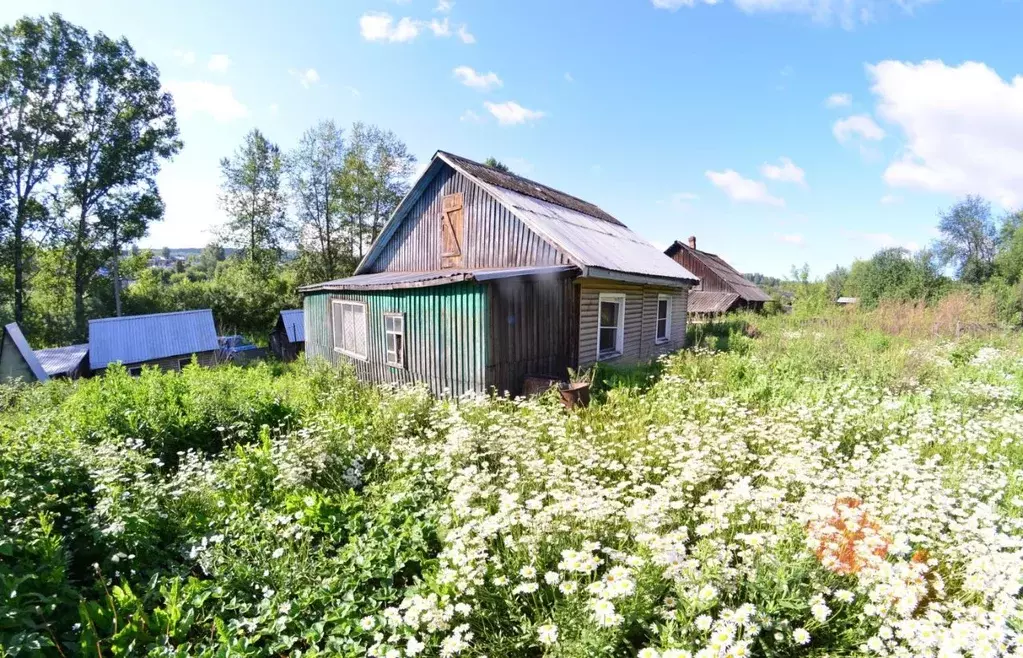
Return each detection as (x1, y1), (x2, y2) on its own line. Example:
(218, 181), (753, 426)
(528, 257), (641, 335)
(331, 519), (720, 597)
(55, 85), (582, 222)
(1, 323), (49, 382)
(665, 241), (771, 303)
(356, 152), (698, 286)
(687, 291), (741, 315)
(88, 309), (219, 370)
(279, 309), (305, 343)
(35, 344), (88, 377)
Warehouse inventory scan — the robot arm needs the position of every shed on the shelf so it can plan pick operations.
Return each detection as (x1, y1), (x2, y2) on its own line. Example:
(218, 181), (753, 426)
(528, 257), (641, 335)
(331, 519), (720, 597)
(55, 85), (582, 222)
(88, 309), (220, 375)
(34, 344), (90, 379)
(665, 236), (771, 319)
(0, 323), (49, 384)
(837, 297), (859, 306)
(270, 309), (305, 361)
(301, 151), (699, 396)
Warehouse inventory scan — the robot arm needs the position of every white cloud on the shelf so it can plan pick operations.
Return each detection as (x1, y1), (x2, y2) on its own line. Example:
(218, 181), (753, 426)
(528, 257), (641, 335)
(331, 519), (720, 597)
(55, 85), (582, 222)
(345, 86), (361, 98)
(360, 12), (421, 42)
(172, 49), (196, 65)
(825, 92), (852, 108)
(705, 169), (785, 206)
(670, 192), (700, 211)
(460, 109), (484, 123)
(268, 103), (279, 117)
(163, 81), (248, 122)
(760, 157), (806, 185)
(207, 54), (231, 73)
(290, 68), (320, 88)
(880, 193), (901, 205)
(778, 233), (806, 246)
(869, 59), (1023, 208)
(833, 114), (886, 143)
(845, 229), (919, 252)
(435, 0), (454, 12)
(653, 0), (936, 28)
(457, 24), (476, 44)
(453, 66), (502, 91)
(428, 18), (451, 37)
(484, 101), (544, 126)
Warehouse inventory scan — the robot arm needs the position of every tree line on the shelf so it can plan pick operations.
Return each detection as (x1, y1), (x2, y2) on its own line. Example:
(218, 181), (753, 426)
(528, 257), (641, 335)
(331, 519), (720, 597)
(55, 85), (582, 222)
(1, 13), (417, 346)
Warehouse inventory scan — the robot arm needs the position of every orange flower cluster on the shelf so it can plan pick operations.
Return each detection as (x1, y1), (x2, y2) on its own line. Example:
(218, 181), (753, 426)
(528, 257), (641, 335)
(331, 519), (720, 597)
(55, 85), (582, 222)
(807, 496), (891, 575)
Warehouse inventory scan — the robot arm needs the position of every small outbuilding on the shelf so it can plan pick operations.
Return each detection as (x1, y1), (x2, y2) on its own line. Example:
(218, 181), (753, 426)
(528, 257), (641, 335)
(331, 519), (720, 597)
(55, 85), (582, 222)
(665, 236), (771, 319)
(88, 309), (220, 375)
(300, 151), (699, 396)
(35, 344), (90, 379)
(837, 297), (859, 306)
(0, 323), (49, 384)
(270, 309), (305, 361)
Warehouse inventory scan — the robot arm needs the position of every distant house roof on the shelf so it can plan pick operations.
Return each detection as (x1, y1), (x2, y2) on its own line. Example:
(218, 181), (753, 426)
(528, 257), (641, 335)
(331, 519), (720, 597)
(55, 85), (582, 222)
(665, 241), (772, 303)
(688, 291), (742, 315)
(1, 323), (48, 382)
(88, 309), (219, 370)
(302, 265), (580, 293)
(355, 152), (698, 286)
(35, 344), (88, 377)
(279, 309), (305, 343)
(837, 297), (859, 305)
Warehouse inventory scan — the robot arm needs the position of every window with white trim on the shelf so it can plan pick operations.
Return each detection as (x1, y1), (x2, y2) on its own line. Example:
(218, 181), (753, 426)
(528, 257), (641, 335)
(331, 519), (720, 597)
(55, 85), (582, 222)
(655, 294), (672, 343)
(384, 313), (405, 368)
(597, 293), (625, 360)
(332, 300), (368, 360)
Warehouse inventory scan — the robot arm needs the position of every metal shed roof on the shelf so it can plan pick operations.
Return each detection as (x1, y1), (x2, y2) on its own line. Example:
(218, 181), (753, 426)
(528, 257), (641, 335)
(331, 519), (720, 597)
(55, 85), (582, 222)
(279, 309), (305, 343)
(687, 291), (742, 314)
(301, 265), (580, 293)
(2, 323), (48, 382)
(355, 152), (699, 286)
(665, 241), (772, 303)
(34, 343), (88, 377)
(88, 309), (219, 370)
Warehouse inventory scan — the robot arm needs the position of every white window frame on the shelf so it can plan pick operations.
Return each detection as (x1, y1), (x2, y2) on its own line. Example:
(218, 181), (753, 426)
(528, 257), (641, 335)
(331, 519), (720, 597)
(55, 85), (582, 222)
(332, 299), (368, 361)
(383, 312), (405, 368)
(596, 293), (626, 361)
(655, 293), (672, 344)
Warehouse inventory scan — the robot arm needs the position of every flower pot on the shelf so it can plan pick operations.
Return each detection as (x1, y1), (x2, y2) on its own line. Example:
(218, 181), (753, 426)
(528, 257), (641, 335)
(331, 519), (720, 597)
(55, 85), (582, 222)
(559, 382), (591, 410)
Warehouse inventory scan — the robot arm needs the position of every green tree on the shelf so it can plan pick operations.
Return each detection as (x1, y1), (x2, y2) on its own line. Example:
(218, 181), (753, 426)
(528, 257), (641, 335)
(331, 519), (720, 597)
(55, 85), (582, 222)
(483, 156), (510, 173)
(218, 128), (289, 266)
(286, 120), (349, 281)
(160, 245), (170, 259)
(845, 247), (945, 307)
(934, 195), (996, 284)
(0, 14), (85, 322)
(197, 241), (225, 275)
(824, 265), (849, 300)
(62, 28), (180, 335)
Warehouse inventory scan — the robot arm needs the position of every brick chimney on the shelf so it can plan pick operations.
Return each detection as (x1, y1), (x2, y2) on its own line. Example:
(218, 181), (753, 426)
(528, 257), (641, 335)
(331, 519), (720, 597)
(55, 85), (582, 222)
(688, 235), (697, 250)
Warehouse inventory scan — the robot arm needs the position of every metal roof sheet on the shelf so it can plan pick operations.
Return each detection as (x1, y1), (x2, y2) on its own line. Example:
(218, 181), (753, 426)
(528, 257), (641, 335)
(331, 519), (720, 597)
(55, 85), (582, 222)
(88, 309), (219, 370)
(34, 343), (88, 377)
(2, 323), (48, 382)
(301, 265), (579, 293)
(666, 242), (772, 302)
(687, 291), (742, 314)
(279, 309), (305, 343)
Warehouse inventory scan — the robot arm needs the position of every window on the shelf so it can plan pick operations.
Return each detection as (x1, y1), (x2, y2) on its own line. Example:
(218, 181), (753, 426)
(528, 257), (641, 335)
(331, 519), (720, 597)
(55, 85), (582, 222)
(384, 313), (405, 368)
(128, 366), (142, 377)
(178, 357), (191, 370)
(655, 294), (672, 343)
(597, 293), (625, 360)
(332, 300), (368, 360)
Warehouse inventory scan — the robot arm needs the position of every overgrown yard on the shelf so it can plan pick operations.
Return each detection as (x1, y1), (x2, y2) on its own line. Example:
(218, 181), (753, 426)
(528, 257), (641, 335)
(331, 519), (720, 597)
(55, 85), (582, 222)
(3, 312), (1023, 657)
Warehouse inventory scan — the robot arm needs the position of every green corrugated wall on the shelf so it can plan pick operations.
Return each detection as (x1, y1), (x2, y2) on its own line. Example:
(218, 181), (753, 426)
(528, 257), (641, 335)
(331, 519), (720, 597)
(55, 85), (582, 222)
(304, 282), (489, 396)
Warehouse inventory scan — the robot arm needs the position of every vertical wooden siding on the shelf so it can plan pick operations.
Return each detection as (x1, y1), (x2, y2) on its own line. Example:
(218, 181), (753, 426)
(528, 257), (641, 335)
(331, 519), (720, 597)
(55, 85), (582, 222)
(487, 277), (576, 395)
(369, 166), (570, 272)
(577, 281), (689, 370)
(670, 250), (727, 293)
(0, 332), (36, 383)
(304, 283), (489, 396)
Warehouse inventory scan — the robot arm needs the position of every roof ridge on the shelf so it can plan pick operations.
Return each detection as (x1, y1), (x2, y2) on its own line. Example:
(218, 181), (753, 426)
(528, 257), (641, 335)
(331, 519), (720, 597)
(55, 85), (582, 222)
(89, 309), (212, 324)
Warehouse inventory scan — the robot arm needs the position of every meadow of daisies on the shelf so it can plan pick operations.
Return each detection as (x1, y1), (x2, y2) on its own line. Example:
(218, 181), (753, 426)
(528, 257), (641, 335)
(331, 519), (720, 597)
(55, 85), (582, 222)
(3, 311), (1023, 657)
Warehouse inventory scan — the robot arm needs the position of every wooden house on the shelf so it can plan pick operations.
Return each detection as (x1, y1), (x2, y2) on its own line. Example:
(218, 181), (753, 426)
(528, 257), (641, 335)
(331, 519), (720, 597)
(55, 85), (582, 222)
(665, 236), (771, 318)
(301, 151), (699, 396)
(270, 309), (305, 361)
(88, 309), (220, 375)
(0, 323), (49, 384)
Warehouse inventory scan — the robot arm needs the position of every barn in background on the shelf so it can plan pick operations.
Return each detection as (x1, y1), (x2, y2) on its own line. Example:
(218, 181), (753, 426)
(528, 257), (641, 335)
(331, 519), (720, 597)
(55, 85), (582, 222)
(302, 151), (699, 396)
(665, 236), (771, 319)
(35, 344), (90, 379)
(0, 323), (49, 384)
(88, 309), (220, 375)
(270, 309), (305, 361)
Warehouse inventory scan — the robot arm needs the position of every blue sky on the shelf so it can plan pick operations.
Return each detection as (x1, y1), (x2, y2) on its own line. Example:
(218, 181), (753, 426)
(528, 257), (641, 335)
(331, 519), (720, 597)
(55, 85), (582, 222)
(4, 0), (1023, 278)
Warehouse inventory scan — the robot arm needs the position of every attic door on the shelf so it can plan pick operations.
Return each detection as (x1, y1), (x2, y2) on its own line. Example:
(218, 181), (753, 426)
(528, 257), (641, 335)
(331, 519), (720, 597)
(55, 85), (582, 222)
(440, 192), (464, 268)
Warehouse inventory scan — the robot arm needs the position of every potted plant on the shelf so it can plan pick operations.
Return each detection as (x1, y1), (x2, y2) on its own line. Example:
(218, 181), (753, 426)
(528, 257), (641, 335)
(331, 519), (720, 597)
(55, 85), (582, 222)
(559, 367), (593, 410)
